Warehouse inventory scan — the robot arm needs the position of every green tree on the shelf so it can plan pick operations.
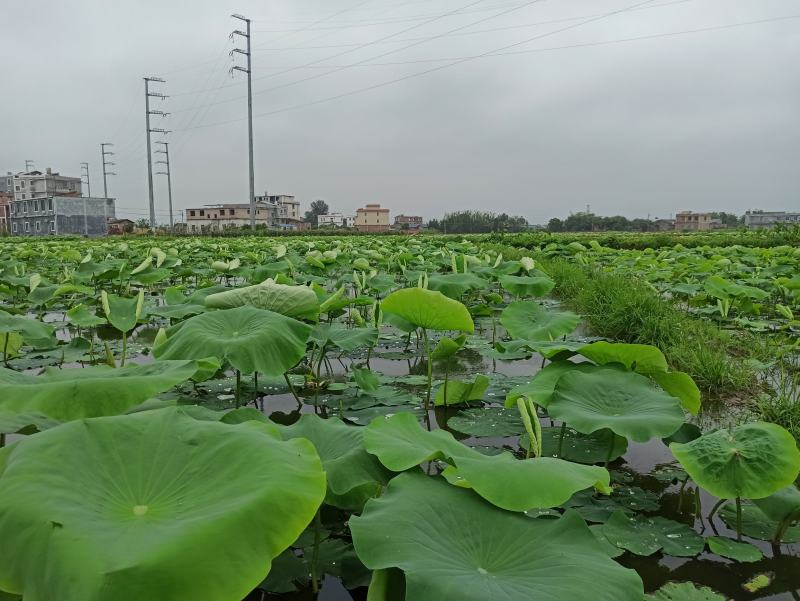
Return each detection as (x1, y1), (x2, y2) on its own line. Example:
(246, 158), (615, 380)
(304, 200), (330, 227)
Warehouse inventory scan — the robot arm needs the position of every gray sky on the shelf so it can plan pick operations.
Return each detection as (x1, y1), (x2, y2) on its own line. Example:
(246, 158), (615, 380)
(2, 0), (799, 224)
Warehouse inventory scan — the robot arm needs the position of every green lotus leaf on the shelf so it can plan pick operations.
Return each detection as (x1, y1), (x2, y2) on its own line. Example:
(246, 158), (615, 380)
(352, 367), (381, 392)
(578, 341), (669, 374)
(650, 371), (702, 415)
(447, 407), (523, 438)
(204, 278), (320, 321)
(430, 335), (466, 359)
(311, 324), (379, 352)
(350, 472), (644, 601)
(0, 411), (60, 436)
(500, 301), (580, 340)
(365, 569), (405, 601)
(706, 536), (762, 562)
(365, 413), (610, 510)
(101, 290), (143, 333)
(434, 374), (489, 406)
(0, 334), (22, 361)
(563, 486), (659, 522)
(0, 311), (55, 349)
(0, 361), (199, 421)
(505, 361), (594, 409)
(154, 306), (312, 376)
(28, 284), (93, 306)
(281, 415), (390, 508)
(363, 412), (466, 471)
(219, 407), (272, 425)
(426, 273), (486, 299)
(498, 274), (555, 298)
(381, 288), (474, 333)
(549, 366), (685, 442)
(600, 511), (704, 557)
(753, 485), (800, 524)
(645, 582), (726, 601)
(719, 501), (800, 543)
(0, 408), (326, 601)
(670, 423), (800, 499)
(446, 451), (611, 510)
(65, 304), (107, 328)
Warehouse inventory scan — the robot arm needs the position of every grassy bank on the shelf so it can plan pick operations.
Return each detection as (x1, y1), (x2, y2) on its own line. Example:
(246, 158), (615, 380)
(484, 242), (761, 400)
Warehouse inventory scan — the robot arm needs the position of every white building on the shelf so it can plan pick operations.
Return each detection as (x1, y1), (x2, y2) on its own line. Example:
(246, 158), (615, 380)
(744, 211), (800, 229)
(12, 169), (82, 201)
(318, 213), (356, 228)
(186, 194), (305, 232)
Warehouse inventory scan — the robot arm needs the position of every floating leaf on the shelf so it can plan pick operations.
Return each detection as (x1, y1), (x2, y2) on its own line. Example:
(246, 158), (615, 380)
(707, 536), (762, 562)
(549, 366), (685, 442)
(670, 423), (800, 500)
(350, 472), (644, 601)
(0, 408), (326, 601)
(645, 582), (726, 601)
(600, 511), (704, 557)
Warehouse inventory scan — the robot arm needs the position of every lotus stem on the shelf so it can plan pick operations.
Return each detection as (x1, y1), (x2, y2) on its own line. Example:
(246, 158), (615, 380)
(421, 328), (433, 430)
(556, 422), (567, 458)
(311, 509), (322, 594)
(235, 369), (241, 409)
(707, 498), (726, 522)
(604, 430), (615, 467)
(2, 334), (9, 367)
(735, 497), (743, 541)
(120, 332), (127, 367)
(283, 373), (302, 406)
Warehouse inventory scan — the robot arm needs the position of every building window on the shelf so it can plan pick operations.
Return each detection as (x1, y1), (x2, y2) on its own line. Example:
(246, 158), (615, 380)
(11, 223), (17, 233)
(20, 180), (25, 188)
(48, 199), (53, 211)
(50, 221), (55, 232)
(189, 210), (196, 217)
(229, 209), (234, 215)
(24, 222), (30, 232)
(199, 210), (205, 216)
(23, 201), (28, 213)
(35, 221), (41, 232)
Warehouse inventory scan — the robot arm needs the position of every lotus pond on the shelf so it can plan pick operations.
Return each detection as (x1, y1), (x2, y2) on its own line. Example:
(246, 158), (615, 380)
(0, 235), (799, 601)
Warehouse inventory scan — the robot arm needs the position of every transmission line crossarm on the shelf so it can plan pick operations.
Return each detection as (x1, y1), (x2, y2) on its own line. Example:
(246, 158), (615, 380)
(231, 14), (255, 229)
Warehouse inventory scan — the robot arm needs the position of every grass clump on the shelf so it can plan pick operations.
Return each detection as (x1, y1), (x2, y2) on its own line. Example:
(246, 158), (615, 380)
(537, 257), (759, 398)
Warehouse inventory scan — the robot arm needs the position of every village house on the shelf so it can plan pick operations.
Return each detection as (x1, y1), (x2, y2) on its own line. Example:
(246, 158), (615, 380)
(354, 204), (390, 232)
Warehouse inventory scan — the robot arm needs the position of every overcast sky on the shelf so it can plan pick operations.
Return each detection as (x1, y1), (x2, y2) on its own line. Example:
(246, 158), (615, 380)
(2, 0), (799, 224)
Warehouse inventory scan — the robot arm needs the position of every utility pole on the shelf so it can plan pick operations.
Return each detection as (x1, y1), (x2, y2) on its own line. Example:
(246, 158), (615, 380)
(80, 162), (90, 236)
(144, 76), (168, 231)
(231, 14), (255, 229)
(155, 141), (174, 229)
(80, 162), (91, 197)
(24, 160), (34, 171)
(101, 143), (116, 198)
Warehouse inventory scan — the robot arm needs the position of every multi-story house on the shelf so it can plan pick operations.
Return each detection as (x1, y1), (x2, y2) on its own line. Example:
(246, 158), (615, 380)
(12, 168), (82, 201)
(675, 211), (714, 231)
(9, 196), (116, 237)
(0, 192), (12, 234)
(318, 213), (355, 228)
(355, 204), (390, 232)
(185, 195), (305, 232)
(394, 214), (423, 230)
(744, 210), (800, 229)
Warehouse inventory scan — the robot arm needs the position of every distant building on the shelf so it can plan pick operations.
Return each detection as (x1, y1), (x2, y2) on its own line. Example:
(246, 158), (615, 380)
(744, 210), (800, 229)
(394, 214), (423, 230)
(12, 168), (82, 201)
(2, 172), (14, 195)
(0, 192), (12, 234)
(355, 203), (390, 232)
(318, 213), (346, 228)
(9, 196), (115, 237)
(653, 219), (675, 231)
(675, 211), (714, 231)
(107, 218), (134, 235)
(185, 194), (304, 232)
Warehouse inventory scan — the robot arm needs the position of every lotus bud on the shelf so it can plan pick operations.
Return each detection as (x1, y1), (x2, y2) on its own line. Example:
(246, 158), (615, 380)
(153, 327), (168, 349)
(135, 289), (145, 321)
(493, 254), (503, 268)
(101, 290), (111, 319)
(520, 257), (535, 272)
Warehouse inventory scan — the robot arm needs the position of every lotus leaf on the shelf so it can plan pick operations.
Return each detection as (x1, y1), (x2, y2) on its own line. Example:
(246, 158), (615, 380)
(433, 374), (489, 406)
(600, 511), (704, 557)
(500, 300), (580, 340)
(719, 502), (800, 543)
(706, 536), (762, 562)
(204, 278), (320, 320)
(670, 423), (800, 499)
(645, 582), (726, 601)
(499, 274), (555, 298)
(381, 288), (474, 333)
(426, 273), (486, 299)
(154, 306), (312, 376)
(350, 472), (644, 601)
(578, 341), (669, 374)
(0, 361), (199, 421)
(0, 408), (326, 601)
(549, 367), (685, 442)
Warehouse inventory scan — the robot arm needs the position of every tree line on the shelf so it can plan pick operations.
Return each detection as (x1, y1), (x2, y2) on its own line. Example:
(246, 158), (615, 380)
(547, 212), (743, 232)
(427, 211), (529, 233)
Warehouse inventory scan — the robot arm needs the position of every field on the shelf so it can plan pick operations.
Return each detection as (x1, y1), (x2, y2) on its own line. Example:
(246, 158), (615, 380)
(0, 232), (799, 601)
